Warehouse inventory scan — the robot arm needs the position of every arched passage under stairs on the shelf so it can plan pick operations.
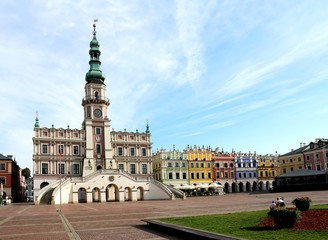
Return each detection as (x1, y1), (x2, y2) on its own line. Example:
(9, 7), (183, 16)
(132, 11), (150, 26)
(137, 187), (144, 201)
(92, 187), (101, 202)
(78, 188), (87, 203)
(106, 184), (119, 202)
(124, 187), (132, 201)
(40, 182), (49, 189)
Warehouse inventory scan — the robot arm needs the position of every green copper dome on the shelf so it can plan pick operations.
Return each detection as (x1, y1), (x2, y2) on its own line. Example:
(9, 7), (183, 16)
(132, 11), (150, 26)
(85, 23), (105, 83)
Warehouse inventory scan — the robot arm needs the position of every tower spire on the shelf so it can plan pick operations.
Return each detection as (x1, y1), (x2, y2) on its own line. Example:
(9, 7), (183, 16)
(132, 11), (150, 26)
(146, 120), (150, 134)
(85, 19), (105, 84)
(34, 111), (40, 128)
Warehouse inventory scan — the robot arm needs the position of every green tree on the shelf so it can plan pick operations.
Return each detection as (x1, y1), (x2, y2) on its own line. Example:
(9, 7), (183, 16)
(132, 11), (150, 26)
(22, 168), (31, 178)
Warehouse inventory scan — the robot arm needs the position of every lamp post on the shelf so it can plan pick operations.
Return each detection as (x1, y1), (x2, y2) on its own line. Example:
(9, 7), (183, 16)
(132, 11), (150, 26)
(59, 145), (63, 212)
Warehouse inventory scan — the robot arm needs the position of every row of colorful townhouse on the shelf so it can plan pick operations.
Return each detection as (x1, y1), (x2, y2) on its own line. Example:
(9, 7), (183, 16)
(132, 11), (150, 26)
(152, 138), (328, 194)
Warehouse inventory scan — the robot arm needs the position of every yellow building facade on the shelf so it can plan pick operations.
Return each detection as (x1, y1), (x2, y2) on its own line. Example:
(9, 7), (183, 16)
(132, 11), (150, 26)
(185, 145), (213, 185)
(278, 146), (308, 175)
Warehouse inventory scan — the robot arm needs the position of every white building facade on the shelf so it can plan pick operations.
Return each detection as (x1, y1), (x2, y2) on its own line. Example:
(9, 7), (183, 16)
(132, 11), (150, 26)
(32, 23), (176, 204)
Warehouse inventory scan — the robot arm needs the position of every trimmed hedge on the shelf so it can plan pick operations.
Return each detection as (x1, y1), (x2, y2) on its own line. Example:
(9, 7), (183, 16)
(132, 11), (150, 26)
(269, 207), (301, 228)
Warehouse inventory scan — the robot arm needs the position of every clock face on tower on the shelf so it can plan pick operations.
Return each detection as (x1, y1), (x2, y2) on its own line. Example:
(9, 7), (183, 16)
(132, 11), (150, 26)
(94, 109), (102, 118)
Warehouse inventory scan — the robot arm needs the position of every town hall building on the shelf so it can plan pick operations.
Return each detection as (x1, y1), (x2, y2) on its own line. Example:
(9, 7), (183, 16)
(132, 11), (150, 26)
(32, 23), (179, 204)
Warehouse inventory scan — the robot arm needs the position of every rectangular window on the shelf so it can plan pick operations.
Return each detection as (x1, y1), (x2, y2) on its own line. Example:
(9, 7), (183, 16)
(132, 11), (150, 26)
(42, 144), (48, 154)
(58, 144), (64, 155)
(169, 172), (173, 179)
(190, 163), (194, 168)
(73, 146), (79, 155)
(142, 148), (146, 156)
(130, 148), (135, 156)
(201, 172), (204, 179)
(96, 144), (101, 154)
(249, 173), (252, 178)
(118, 164), (124, 171)
(130, 164), (136, 174)
(42, 163), (48, 174)
(175, 162), (179, 167)
(216, 172), (220, 179)
(317, 164), (321, 171)
(191, 172), (194, 179)
(182, 162), (186, 167)
(196, 163), (199, 168)
(230, 172), (234, 178)
(207, 163), (211, 168)
(58, 163), (64, 174)
(0, 177), (5, 185)
(142, 164), (147, 174)
(95, 127), (101, 135)
(283, 168), (286, 174)
(243, 173), (246, 178)
(224, 172), (228, 178)
(253, 172), (256, 177)
(118, 147), (123, 156)
(201, 163), (204, 168)
(239, 173), (242, 178)
(0, 163), (5, 170)
(73, 164), (80, 174)
(182, 172), (187, 179)
(168, 162), (172, 167)
(176, 172), (180, 179)
(208, 172), (211, 179)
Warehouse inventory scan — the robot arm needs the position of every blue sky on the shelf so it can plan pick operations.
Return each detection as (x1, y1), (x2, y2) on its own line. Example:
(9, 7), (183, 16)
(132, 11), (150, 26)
(1, 0), (328, 171)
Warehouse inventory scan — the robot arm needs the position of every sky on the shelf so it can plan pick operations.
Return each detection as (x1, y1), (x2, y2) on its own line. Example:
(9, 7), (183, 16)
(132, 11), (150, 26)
(1, 0), (328, 172)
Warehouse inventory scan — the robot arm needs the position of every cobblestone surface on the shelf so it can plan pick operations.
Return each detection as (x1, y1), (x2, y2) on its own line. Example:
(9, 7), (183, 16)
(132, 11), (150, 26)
(0, 191), (327, 239)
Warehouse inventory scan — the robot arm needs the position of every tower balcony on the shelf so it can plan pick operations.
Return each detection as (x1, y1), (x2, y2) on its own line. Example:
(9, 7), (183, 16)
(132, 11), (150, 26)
(82, 95), (110, 106)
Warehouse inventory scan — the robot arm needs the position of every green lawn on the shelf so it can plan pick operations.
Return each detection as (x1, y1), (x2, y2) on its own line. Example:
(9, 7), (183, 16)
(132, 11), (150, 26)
(161, 205), (328, 240)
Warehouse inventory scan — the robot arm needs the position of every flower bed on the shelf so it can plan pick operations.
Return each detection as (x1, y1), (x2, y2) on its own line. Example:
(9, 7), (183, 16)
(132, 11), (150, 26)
(259, 209), (328, 230)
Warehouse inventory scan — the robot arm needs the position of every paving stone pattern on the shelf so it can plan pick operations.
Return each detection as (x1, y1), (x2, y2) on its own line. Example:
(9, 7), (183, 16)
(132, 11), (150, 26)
(0, 191), (327, 240)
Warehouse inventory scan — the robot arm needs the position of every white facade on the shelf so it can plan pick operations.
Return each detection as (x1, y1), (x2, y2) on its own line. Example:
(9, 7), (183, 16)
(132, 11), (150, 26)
(32, 23), (175, 204)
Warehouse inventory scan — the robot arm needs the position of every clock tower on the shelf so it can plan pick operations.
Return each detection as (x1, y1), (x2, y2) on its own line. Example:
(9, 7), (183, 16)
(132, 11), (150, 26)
(82, 22), (113, 177)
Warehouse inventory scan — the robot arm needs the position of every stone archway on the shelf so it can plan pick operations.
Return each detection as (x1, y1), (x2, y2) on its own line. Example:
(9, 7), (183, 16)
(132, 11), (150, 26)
(124, 187), (132, 201)
(231, 182), (237, 193)
(78, 188), (87, 203)
(259, 181), (264, 191)
(246, 182), (252, 192)
(224, 182), (230, 193)
(92, 187), (101, 202)
(137, 187), (144, 201)
(238, 182), (244, 192)
(106, 184), (119, 202)
(252, 181), (258, 191)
